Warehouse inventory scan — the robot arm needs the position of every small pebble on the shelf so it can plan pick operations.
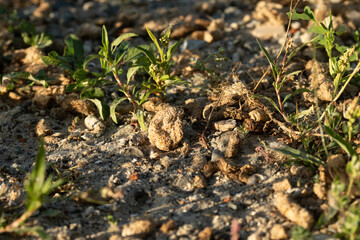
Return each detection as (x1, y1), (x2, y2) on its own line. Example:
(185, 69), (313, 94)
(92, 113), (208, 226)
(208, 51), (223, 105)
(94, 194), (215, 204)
(214, 119), (237, 132)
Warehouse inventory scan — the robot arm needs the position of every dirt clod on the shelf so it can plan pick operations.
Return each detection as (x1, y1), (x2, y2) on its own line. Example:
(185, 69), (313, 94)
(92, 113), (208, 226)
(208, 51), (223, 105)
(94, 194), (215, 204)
(121, 219), (156, 238)
(225, 130), (242, 158)
(160, 219), (176, 233)
(270, 224), (287, 239)
(274, 192), (314, 230)
(35, 118), (53, 137)
(61, 96), (96, 116)
(148, 104), (183, 151)
(273, 179), (291, 192)
(197, 227), (212, 240)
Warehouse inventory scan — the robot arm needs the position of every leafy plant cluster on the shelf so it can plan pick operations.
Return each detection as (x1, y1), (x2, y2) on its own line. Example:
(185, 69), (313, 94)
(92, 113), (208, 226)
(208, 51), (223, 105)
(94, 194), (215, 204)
(0, 6), (52, 49)
(0, 6), (52, 95)
(41, 25), (184, 130)
(256, 5), (360, 239)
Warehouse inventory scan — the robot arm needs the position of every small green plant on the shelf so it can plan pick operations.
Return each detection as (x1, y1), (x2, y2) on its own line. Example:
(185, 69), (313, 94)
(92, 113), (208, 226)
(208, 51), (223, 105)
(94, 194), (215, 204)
(20, 21), (52, 48)
(290, 226), (313, 240)
(130, 25), (186, 96)
(291, 7), (360, 98)
(255, 37), (306, 121)
(194, 47), (231, 88)
(42, 25), (184, 130)
(0, 138), (63, 239)
(41, 34), (84, 76)
(0, 6), (52, 48)
(291, 7), (360, 124)
(1, 71), (49, 94)
(323, 125), (360, 240)
(82, 26), (145, 127)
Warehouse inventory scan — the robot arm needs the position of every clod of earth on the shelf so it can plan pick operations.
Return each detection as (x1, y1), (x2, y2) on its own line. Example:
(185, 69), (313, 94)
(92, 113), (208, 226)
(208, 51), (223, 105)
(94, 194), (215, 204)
(121, 218), (156, 238)
(274, 192), (314, 230)
(148, 104), (184, 151)
(35, 118), (53, 137)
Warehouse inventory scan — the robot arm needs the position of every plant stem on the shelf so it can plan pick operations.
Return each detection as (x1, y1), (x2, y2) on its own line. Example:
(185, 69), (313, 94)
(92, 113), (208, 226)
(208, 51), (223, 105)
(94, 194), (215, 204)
(0, 209), (36, 233)
(347, 177), (354, 197)
(111, 69), (139, 109)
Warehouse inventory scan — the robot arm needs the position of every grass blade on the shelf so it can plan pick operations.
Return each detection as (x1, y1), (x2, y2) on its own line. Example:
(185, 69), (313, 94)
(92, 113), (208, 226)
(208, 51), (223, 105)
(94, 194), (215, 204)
(253, 94), (281, 114)
(111, 33), (137, 53)
(146, 27), (163, 58)
(324, 126), (357, 157)
(282, 88), (311, 104)
(136, 46), (157, 64)
(256, 39), (279, 80)
(271, 145), (324, 166)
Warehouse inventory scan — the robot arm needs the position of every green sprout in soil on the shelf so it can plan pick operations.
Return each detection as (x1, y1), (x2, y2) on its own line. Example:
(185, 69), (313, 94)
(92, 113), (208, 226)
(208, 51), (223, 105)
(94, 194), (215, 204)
(42, 24), (184, 131)
(0, 138), (63, 239)
(132, 25), (186, 97)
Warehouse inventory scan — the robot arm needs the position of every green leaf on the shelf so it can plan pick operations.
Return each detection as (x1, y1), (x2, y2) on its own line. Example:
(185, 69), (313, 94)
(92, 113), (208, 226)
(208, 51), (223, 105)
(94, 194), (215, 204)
(309, 24), (325, 35)
(27, 138), (46, 204)
(41, 52), (73, 71)
(166, 40), (181, 61)
(271, 145), (324, 166)
(253, 94), (281, 114)
(64, 34), (84, 66)
(80, 87), (104, 99)
(146, 27), (163, 58)
(295, 105), (314, 119)
(335, 44), (348, 54)
(355, 31), (359, 42)
(336, 25), (346, 36)
(127, 66), (141, 84)
(73, 68), (90, 81)
(136, 109), (147, 131)
(324, 126), (357, 157)
(114, 50), (127, 66)
(136, 46), (157, 64)
(125, 46), (144, 61)
(88, 98), (109, 120)
(138, 91), (151, 106)
(290, 6), (316, 21)
(111, 32), (137, 53)
(83, 54), (104, 68)
(256, 39), (279, 80)
(27, 74), (49, 88)
(110, 97), (127, 123)
(102, 25), (109, 52)
(282, 88), (311, 104)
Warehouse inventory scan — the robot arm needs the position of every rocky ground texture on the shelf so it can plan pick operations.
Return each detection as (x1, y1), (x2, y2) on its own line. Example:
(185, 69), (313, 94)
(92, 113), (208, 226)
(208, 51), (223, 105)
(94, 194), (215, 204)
(0, 0), (360, 239)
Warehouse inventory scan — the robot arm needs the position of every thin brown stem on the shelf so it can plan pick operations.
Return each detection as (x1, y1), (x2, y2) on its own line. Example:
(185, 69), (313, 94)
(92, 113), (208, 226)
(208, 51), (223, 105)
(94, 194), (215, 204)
(253, 0), (301, 92)
(0, 209), (36, 233)
(112, 70), (139, 109)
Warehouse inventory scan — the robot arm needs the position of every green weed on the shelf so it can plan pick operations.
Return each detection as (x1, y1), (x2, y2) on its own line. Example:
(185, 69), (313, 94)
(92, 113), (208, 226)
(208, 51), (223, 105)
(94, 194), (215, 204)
(131, 25), (186, 96)
(256, 5), (360, 239)
(0, 138), (63, 239)
(290, 226), (313, 240)
(42, 25), (184, 130)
